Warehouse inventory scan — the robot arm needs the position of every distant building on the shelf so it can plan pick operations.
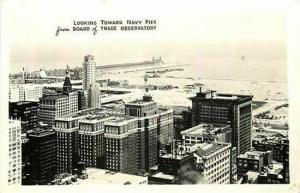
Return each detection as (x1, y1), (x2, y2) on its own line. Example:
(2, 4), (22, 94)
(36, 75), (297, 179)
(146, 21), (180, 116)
(39, 92), (78, 127)
(88, 84), (101, 108)
(27, 129), (56, 185)
(8, 120), (22, 185)
(193, 142), (231, 184)
(9, 84), (43, 102)
(78, 114), (113, 168)
(71, 67), (81, 80)
(62, 70), (72, 92)
(9, 101), (39, 133)
(190, 89), (253, 155)
(104, 115), (140, 175)
(82, 55), (96, 90)
(78, 90), (88, 110)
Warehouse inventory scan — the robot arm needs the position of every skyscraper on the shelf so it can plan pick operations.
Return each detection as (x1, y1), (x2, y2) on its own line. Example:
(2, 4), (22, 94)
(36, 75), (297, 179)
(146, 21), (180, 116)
(27, 129), (56, 185)
(82, 55), (96, 90)
(54, 116), (84, 174)
(8, 119), (22, 185)
(104, 115), (140, 175)
(78, 114), (113, 168)
(190, 89), (252, 155)
(125, 95), (174, 172)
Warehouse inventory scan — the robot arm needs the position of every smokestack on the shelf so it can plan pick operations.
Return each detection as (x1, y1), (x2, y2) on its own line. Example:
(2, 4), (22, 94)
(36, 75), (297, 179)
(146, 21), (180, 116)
(22, 67), (25, 80)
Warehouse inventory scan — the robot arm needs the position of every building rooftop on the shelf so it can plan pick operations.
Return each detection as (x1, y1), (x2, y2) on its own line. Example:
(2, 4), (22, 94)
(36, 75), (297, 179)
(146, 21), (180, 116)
(160, 153), (190, 160)
(246, 171), (259, 182)
(75, 168), (147, 185)
(28, 128), (55, 137)
(104, 115), (137, 126)
(151, 172), (174, 180)
(125, 95), (156, 106)
(181, 123), (230, 135)
(195, 142), (230, 157)
(267, 162), (283, 175)
(9, 101), (38, 105)
(79, 114), (114, 124)
(41, 94), (68, 100)
(237, 151), (264, 160)
(190, 89), (253, 103)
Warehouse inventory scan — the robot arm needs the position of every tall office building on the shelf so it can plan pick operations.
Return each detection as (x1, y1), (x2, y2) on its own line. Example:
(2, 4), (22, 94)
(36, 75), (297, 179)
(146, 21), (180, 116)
(104, 115), (140, 175)
(9, 84), (43, 102)
(9, 101), (39, 133)
(39, 92), (78, 127)
(78, 114), (113, 168)
(157, 108), (174, 147)
(190, 89), (253, 155)
(82, 55), (96, 90)
(54, 116), (84, 174)
(27, 129), (56, 185)
(125, 95), (174, 172)
(8, 120), (22, 185)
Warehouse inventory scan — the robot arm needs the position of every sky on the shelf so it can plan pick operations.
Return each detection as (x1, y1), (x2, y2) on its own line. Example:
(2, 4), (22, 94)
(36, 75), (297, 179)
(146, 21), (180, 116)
(4, 0), (287, 80)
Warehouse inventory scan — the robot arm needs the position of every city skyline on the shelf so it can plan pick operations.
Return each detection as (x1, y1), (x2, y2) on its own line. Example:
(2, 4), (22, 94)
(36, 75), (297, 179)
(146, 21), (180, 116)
(5, 0), (287, 82)
(2, 0), (293, 189)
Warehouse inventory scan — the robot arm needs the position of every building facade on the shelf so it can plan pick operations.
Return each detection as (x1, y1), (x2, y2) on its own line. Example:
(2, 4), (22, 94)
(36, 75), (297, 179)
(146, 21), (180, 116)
(190, 89), (253, 155)
(8, 120), (22, 185)
(9, 101), (39, 133)
(193, 142), (231, 184)
(9, 84), (43, 102)
(27, 129), (56, 185)
(78, 115), (113, 168)
(88, 83), (101, 108)
(104, 116), (140, 175)
(180, 123), (231, 145)
(78, 90), (88, 110)
(82, 55), (96, 90)
(125, 95), (174, 172)
(54, 116), (84, 174)
(39, 92), (78, 127)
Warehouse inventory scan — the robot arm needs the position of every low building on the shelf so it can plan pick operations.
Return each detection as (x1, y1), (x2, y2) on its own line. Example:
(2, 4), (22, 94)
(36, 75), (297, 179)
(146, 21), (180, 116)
(193, 142), (231, 184)
(157, 153), (195, 176)
(237, 151), (264, 180)
(9, 84), (43, 102)
(180, 123), (231, 145)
